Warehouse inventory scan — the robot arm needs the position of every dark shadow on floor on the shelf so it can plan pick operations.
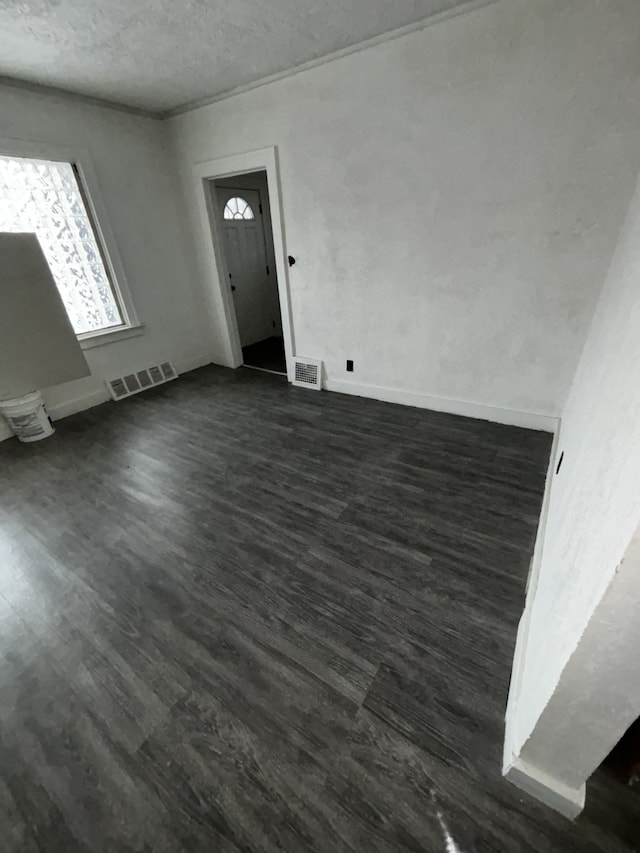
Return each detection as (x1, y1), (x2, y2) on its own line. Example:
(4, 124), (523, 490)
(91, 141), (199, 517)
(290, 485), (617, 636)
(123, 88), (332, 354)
(242, 336), (286, 374)
(580, 718), (640, 849)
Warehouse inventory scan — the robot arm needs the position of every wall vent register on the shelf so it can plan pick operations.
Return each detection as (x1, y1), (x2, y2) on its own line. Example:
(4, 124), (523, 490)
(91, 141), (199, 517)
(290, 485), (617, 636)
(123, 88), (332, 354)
(292, 358), (322, 391)
(107, 361), (177, 400)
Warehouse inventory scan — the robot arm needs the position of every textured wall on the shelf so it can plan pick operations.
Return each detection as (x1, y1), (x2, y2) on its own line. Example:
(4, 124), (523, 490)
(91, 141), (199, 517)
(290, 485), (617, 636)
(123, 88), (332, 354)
(0, 82), (209, 440)
(513, 165), (640, 757)
(170, 0), (640, 418)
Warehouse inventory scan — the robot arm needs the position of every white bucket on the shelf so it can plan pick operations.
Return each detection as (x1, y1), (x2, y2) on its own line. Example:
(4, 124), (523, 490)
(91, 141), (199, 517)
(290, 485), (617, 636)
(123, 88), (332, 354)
(0, 391), (55, 443)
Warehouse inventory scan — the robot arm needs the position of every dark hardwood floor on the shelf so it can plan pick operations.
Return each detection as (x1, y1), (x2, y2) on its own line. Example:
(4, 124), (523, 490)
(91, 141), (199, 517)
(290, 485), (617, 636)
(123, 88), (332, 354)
(0, 365), (638, 851)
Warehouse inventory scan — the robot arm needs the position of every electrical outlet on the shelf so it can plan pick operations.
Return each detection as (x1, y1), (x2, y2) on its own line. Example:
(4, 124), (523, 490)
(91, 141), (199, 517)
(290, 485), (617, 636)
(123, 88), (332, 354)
(346, 360), (354, 372)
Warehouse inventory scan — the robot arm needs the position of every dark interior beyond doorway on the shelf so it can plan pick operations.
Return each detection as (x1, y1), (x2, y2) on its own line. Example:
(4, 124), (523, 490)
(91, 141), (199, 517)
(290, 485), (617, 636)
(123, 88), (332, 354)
(242, 335), (286, 374)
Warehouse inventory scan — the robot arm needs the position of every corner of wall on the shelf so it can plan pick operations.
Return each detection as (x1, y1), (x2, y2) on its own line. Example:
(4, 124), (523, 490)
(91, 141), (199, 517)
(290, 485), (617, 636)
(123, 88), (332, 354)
(502, 420), (562, 791)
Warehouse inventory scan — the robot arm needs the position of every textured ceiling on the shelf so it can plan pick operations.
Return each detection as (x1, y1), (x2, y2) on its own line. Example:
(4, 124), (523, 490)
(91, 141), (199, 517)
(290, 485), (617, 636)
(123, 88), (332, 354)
(0, 0), (484, 115)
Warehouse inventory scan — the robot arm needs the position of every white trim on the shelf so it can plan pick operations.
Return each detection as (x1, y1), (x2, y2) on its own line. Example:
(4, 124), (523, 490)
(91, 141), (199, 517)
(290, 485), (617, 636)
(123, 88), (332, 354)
(48, 388), (110, 421)
(324, 378), (559, 433)
(191, 147), (296, 381)
(242, 365), (287, 377)
(79, 323), (145, 350)
(175, 351), (216, 375)
(165, 0), (501, 118)
(0, 137), (141, 332)
(1, 0), (500, 119)
(0, 75), (157, 119)
(503, 757), (585, 820)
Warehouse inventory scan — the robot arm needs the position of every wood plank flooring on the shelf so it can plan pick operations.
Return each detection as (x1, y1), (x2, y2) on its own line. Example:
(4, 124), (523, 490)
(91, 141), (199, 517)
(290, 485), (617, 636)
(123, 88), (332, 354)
(0, 365), (638, 851)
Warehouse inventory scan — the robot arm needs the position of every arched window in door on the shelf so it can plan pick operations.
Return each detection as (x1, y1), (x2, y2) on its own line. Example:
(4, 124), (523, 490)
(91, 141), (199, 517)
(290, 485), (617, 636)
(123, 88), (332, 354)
(223, 196), (255, 220)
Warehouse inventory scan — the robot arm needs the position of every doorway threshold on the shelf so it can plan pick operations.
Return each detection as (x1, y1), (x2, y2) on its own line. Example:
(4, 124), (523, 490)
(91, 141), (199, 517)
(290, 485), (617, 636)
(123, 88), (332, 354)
(242, 364), (287, 377)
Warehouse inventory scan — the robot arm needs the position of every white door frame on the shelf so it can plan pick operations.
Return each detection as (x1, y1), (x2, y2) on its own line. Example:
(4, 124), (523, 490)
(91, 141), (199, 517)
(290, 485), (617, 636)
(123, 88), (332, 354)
(192, 147), (295, 381)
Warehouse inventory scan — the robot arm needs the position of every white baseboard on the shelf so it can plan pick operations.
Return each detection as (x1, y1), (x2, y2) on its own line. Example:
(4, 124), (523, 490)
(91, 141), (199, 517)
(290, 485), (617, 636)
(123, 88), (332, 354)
(1, 361), (554, 438)
(504, 757), (585, 820)
(324, 378), (559, 433)
(175, 351), (215, 374)
(48, 388), (110, 421)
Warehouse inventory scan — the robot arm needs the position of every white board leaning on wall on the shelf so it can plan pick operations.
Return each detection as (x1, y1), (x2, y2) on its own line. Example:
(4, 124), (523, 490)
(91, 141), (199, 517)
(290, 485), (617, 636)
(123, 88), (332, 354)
(0, 232), (90, 402)
(0, 232), (91, 440)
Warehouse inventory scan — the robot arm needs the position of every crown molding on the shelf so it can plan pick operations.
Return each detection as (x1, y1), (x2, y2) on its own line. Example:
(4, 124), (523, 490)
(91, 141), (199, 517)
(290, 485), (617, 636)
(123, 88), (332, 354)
(0, 75), (159, 119)
(163, 0), (501, 119)
(0, 0), (502, 120)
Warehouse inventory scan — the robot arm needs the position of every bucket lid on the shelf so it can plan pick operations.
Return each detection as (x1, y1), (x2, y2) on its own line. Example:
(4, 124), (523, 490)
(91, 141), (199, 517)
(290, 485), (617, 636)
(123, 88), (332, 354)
(0, 390), (41, 407)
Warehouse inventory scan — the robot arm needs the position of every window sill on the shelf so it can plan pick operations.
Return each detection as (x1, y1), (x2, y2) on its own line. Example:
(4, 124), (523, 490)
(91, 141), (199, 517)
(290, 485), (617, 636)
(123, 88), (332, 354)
(78, 323), (145, 350)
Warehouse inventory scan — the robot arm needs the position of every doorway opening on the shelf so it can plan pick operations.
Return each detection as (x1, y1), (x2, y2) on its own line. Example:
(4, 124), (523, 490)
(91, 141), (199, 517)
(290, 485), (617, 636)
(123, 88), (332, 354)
(208, 171), (286, 375)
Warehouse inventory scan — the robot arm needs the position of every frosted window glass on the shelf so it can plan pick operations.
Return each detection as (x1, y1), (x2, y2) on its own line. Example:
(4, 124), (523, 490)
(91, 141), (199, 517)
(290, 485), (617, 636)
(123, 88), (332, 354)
(0, 155), (123, 335)
(223, 196), (255, 220)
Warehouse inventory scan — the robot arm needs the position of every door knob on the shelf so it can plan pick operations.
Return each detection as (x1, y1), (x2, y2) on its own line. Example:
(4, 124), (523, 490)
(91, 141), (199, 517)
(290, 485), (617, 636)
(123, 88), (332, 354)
(231, 285), (236, 291)
(288, 255), (296, 267)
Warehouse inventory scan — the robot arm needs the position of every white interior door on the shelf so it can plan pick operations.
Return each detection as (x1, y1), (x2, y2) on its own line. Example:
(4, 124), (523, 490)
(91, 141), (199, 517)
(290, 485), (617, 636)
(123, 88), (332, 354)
(216, 186), (274, 348)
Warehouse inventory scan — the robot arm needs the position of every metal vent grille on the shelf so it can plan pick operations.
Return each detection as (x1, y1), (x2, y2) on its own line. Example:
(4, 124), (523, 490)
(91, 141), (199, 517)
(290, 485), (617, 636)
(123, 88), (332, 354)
(107, 361), (178, 401)
(160, 361), (176, 380)
(149, 365), (164, 384)
(109, 378), (128, 399)
(136, 370), (153, 389)
(124, 374), (140, 394)
(292, 357), (322, 390)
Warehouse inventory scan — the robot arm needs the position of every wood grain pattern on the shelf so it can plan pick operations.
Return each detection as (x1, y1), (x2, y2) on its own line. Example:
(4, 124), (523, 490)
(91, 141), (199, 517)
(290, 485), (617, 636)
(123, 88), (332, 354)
(0, 365), (637, 851)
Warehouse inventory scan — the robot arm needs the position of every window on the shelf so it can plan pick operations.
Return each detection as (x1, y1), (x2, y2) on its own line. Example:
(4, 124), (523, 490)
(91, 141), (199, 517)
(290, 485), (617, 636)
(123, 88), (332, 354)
(223, 196), (255, 220)
(0, 154), (125, 335)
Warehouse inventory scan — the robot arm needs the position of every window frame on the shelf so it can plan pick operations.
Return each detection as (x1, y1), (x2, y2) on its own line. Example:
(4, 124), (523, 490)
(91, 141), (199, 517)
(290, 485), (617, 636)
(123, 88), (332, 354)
(0, 137), (142, 349)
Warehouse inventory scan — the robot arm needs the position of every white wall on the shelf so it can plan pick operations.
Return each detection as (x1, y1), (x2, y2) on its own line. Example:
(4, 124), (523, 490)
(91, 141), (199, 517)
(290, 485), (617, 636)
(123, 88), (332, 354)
(0, 82), (210, 440)
(169, 0), (640, 421)
(509, 164), (640, 765)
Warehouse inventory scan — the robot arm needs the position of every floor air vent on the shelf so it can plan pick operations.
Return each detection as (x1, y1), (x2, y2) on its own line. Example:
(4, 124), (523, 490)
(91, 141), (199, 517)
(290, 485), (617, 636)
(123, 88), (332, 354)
(292, 357), (322, 390)
(107, 361), (178, 400)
